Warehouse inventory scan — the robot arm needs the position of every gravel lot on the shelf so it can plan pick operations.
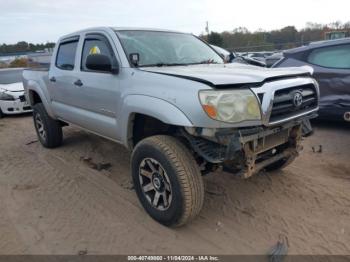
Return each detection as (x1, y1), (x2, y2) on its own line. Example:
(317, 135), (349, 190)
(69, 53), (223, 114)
(0, 115), (349, 255)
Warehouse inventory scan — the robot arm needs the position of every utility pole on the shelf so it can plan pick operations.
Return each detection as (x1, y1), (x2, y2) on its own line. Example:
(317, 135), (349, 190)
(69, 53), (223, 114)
(205, 21), (209, 36)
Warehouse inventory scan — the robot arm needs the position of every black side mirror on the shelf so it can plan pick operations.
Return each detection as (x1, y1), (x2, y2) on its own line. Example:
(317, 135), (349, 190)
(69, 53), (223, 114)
(86, 54), (119, 74)
(129, 53), (140, 66)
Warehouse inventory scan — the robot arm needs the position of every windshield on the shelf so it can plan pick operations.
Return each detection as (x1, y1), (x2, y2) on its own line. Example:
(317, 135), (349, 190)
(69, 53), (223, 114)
(0, 69), (23, 84)
(115, 30), (224, 67)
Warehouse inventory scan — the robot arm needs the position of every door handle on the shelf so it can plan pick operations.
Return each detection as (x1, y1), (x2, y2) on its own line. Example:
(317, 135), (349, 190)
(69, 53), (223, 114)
(74, 79), (83, 87)
(49, 77), (56, 82)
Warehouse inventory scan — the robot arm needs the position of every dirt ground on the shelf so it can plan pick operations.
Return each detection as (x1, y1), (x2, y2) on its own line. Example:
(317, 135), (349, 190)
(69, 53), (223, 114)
(0, 115), (349, 255)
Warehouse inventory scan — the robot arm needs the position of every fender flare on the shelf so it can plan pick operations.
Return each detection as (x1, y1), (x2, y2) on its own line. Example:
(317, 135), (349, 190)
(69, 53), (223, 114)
(26, 80), (56, 118)
(119, 94), (193, 146)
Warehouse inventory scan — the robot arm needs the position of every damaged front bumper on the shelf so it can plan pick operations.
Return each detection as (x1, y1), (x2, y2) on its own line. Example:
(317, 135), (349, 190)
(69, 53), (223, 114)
(183, 116), (315, 178)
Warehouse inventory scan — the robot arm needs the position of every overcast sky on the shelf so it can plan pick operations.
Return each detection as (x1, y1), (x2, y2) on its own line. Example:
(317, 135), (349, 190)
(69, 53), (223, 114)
(0, 0), (349, 44)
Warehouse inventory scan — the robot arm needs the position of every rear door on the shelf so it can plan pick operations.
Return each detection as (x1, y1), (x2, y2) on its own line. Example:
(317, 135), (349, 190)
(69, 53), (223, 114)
(49, 36), (82, 121)
(306, 44), (350, 117)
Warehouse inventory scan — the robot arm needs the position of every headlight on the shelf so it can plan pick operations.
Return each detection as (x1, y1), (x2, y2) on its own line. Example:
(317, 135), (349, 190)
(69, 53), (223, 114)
(199, 90), (261, 123)
(0, 92), (15, 101)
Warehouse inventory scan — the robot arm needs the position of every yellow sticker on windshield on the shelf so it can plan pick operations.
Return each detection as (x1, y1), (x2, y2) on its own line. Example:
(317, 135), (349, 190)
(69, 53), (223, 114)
(89, 46), (101, 55)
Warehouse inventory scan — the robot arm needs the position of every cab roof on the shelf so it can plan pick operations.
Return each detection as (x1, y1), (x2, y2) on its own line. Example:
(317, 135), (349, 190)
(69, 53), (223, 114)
(59, 26), (187, 41)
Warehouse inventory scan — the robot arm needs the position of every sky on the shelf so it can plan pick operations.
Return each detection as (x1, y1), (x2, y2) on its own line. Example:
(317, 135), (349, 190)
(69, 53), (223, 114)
(0, 0), (349, 44)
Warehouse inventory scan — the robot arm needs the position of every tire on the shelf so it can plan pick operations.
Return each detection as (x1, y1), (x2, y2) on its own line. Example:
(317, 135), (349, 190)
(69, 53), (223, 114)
(264, 156), (295, 172)
(131, 135), (204, 227)
(32, 103), (63, 148)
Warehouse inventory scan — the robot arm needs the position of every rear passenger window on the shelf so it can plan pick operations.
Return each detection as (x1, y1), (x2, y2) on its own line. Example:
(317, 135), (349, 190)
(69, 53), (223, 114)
(56, 40), (78, 70)
(307, 44), (350, 69)
(81, 36), (114, 71)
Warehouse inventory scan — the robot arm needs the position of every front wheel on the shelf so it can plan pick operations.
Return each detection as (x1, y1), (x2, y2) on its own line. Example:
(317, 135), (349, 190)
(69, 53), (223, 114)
(32, 103), (63, 148)
(131, 135), (204, 227)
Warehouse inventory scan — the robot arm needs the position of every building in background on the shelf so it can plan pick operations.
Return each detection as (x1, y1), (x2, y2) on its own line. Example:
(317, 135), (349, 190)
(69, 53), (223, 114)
(324, 29), (350, 40)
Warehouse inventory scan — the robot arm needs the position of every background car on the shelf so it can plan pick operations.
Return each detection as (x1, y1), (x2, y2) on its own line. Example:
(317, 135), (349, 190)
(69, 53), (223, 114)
(0, 68), (32, 118)
(210, 45), (266, 67)
(243, 52), (272, 63)
(265, 52), (283, 67)
(273, 38), (350, 122)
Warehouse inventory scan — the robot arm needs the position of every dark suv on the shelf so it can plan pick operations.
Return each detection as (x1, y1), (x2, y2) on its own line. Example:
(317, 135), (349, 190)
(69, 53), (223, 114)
(274, 38), (350, 122)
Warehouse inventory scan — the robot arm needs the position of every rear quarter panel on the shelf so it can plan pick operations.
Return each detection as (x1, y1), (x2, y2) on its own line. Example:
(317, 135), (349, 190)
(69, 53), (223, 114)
(22, 69), (56, 118)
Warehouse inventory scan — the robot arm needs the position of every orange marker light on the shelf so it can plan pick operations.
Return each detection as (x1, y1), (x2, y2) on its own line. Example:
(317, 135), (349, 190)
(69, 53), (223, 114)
(203, 105), (217, 118)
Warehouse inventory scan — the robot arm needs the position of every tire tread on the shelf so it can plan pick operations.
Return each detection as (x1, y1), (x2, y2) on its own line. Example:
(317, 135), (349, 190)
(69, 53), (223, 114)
(133, 135), (204, 227)
(32, 103), (62, 148)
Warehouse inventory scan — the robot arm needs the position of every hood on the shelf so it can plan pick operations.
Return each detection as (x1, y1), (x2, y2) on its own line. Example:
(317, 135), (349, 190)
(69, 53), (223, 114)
(140, 63), (313, 88)
(0, 82), (24, 92)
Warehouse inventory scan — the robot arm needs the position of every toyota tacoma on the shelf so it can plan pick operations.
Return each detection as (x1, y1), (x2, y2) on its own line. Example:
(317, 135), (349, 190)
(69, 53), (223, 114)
(23, 27), (319, 227)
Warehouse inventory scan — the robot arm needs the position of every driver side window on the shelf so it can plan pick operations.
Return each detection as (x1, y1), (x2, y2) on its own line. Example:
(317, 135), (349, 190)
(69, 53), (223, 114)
(81, 35), (114, 71)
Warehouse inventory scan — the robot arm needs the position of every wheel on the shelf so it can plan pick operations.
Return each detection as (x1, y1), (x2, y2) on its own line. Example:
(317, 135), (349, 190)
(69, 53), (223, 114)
(32, 103), (63, 148)
(264, 156), (295, 172)
(131, 135), (204, 227)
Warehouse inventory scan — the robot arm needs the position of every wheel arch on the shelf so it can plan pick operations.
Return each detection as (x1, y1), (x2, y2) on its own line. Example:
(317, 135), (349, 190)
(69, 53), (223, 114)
(120, 95), (193, 149)
(26, 80), (55, 118)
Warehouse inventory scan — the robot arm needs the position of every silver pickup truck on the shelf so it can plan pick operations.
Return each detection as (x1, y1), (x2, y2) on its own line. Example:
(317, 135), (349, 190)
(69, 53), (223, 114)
(23, 27), (319, 227)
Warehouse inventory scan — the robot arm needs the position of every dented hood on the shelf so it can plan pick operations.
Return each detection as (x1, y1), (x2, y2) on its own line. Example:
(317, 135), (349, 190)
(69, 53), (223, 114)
(0, 82), (24, 92)
(141, 63), (313, 87)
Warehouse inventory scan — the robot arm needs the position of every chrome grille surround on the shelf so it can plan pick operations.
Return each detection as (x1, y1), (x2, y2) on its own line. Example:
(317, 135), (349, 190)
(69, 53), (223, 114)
(251, 77), (320, 126)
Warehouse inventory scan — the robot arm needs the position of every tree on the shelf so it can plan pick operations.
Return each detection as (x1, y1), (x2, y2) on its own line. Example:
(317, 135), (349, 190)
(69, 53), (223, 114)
(0, 42), (55, 54)
(207, 32), (224, 46)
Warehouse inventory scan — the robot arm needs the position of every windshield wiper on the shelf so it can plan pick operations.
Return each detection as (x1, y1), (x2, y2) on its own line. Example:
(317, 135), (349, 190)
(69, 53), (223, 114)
(139, 62), (189, 67)
(139, 60), (220, 67)
(193, 59), (219, 65)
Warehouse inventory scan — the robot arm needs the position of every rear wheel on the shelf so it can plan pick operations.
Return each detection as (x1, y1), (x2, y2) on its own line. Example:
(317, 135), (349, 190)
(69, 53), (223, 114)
(131, 135), (204, 227)
(32, 103), (63, 148)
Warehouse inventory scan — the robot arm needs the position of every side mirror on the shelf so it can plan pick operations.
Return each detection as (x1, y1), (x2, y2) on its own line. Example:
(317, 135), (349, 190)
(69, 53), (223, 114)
(224, 54), (231, 63)
(86, 54), (119, 74)
(129, 53), (140, 66)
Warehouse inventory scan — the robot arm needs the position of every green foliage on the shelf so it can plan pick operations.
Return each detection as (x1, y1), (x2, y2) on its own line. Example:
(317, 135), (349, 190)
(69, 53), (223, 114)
(200, 21), (350, 52)
(9, 58), (28, 68)
(207, 31), (224, 46)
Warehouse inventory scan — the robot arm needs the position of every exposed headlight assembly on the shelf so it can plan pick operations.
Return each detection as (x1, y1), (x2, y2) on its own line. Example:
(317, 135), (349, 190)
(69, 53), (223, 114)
(199, 89), (261, 123)
(0, 91), (15, 101)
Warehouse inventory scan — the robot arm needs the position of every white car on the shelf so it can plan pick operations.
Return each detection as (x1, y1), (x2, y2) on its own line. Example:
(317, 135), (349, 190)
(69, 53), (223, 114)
(0, 68), (32, 118)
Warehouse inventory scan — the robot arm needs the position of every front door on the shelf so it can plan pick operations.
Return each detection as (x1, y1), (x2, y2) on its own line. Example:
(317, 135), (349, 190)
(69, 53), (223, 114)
(70, 33), (121, 140)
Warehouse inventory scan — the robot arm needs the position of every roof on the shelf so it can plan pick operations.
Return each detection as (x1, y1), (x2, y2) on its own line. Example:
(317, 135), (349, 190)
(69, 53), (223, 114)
(59, 26), (187, 40)
(284, 37), (350, 55)
(111, 27), (184, 33)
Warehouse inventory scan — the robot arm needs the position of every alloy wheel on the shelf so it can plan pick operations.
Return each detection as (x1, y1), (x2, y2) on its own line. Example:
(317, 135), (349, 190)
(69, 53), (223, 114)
(138, 158), (172, 211)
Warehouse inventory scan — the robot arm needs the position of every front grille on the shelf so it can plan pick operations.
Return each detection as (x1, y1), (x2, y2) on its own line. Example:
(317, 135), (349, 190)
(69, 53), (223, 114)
(269, 84), (318, 123)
